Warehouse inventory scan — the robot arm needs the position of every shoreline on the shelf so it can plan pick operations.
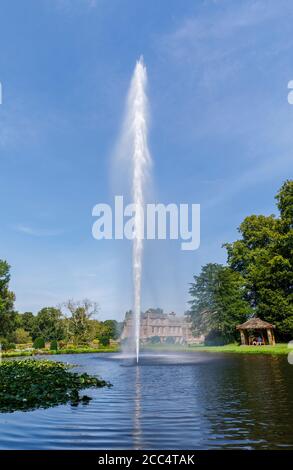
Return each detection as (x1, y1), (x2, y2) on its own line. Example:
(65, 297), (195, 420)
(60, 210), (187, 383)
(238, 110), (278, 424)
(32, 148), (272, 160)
(1, 346), (119, 358)
(141, 343), (289, 355)
(1, 343), (290, 358)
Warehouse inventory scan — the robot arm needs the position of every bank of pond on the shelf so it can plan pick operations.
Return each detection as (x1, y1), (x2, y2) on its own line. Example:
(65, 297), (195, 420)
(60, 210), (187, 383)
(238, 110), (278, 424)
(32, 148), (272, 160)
(142, 342), (290, 355)
(1, 345), (119, 358)
(1, 342), (289, 358)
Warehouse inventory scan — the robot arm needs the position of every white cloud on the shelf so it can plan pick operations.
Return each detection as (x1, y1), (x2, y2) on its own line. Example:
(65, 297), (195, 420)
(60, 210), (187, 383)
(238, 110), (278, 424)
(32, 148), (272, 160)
(14, 224), (64, 237)
(159, 0), (293, 85)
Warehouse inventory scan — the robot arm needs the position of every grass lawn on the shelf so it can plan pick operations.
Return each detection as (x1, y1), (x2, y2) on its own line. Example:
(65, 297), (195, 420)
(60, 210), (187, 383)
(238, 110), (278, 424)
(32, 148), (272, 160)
(142, 343), (289, 355)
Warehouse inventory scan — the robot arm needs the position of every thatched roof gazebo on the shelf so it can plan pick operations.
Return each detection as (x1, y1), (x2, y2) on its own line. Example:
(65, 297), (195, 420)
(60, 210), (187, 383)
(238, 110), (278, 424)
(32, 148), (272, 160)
(236, 317), (276, 346)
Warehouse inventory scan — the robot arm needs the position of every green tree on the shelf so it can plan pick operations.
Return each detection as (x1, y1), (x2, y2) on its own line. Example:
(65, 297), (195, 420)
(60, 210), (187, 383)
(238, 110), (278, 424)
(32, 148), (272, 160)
(65, 299), (98, 345)
(14, 327), (32, 344)
(189, 263), (251, 343)
(95, 320), (118, 346)
(103, 320), (119, 340)
(0, 260), (16, 340)
(34, 307), (65, 341)
(189, 263), (222, 337)
(225, 180), (293, 338)
(19, 312), (36, 336)
(214, 267), (252, 340)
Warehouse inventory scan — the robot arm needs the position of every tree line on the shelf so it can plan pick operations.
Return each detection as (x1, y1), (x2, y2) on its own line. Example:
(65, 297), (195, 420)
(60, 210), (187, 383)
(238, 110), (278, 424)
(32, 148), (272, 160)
(1, 180), (292, 349)
(188, 180), (293, 344)
(0, 268), (121, 350)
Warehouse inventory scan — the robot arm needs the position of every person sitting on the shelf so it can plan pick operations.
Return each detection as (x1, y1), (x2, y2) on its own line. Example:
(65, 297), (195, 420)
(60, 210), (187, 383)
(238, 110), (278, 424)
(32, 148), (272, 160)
(257, 336), (263, 346)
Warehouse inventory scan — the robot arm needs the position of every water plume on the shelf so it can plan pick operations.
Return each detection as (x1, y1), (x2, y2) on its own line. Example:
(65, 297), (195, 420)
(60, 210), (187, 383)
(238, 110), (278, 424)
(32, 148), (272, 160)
(115, 57), (151, 362)
(130, 57), (151, 363)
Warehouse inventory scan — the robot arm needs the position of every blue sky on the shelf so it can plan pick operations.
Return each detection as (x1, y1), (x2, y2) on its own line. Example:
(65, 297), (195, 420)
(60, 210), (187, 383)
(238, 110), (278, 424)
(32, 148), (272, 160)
(0, 0), (292, 320)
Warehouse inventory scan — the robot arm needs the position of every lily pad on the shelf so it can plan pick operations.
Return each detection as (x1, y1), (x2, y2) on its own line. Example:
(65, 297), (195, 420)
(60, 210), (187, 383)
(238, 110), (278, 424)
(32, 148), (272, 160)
(0, 359), (111, 413)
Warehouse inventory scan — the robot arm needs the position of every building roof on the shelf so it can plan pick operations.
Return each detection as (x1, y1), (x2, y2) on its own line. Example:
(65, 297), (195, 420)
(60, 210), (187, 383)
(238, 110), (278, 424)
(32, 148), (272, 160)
(236, 317), (275, 330)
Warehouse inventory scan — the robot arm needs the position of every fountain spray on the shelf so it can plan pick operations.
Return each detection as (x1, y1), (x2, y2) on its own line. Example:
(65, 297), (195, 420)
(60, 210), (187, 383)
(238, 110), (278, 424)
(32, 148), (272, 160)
(128, 57), (151, 362)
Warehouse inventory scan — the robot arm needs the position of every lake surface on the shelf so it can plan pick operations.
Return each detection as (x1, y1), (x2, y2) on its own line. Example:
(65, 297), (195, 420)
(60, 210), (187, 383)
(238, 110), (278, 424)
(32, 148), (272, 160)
(0, 351), (293, 449)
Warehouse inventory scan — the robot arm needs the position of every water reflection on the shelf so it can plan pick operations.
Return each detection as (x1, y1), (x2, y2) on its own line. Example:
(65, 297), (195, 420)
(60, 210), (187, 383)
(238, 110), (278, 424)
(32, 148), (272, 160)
(193, 354), (293, 449)
(133, 366), (143, 449)
(0, 352), (292, 449)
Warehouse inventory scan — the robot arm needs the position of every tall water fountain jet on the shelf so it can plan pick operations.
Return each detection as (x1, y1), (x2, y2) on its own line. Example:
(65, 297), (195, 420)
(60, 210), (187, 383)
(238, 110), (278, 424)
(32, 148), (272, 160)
(128, 57), (151, 363)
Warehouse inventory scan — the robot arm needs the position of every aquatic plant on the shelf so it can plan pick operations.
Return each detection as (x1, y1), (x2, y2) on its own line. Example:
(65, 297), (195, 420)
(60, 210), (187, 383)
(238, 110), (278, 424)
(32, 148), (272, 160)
(0, 359), (111, 413)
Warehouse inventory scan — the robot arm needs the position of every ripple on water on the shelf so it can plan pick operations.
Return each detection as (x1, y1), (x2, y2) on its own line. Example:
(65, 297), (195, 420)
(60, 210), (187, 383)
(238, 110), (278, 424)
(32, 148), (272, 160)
(0, 352), (293, 449)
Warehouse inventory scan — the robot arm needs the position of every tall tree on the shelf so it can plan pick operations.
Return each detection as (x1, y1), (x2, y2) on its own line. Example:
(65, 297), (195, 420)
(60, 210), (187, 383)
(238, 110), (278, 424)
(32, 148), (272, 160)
(225, 180), (293, 338)
(0, 260), (16, 340)
(19, 311), (36, 336)
(189, 263), (221, 335)
(188, 263), (250, 343)
(94, 319), (119, 346)
(64, 299), (98, 345)
(34, 307), (65, 341)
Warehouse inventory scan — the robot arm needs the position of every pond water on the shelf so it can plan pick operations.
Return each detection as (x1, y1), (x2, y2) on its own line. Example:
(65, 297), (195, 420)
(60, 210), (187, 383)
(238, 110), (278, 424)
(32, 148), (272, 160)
(0, 352), (293, 449)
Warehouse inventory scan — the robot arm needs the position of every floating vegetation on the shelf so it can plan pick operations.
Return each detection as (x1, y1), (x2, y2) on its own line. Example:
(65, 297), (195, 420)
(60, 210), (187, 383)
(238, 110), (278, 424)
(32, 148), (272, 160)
(0, 359), (111, 413)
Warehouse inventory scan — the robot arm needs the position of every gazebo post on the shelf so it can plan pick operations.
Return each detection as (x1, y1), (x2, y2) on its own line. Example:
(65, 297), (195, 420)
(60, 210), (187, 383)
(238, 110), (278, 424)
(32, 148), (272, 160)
(240, 330), (246, 345)
(267, 328), (275, 346)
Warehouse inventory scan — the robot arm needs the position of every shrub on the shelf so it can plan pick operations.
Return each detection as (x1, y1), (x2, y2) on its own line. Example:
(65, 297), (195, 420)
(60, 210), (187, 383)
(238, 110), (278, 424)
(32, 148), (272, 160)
(50, 340), (58, 350)
(0, 339), (16, 351)
(204, 330), (227, 346)
(33, 337), (45, 349)
(98, 336), (110, 347)
(0, 338), (15, 351)
(14, 328), (32, 344)
(149, 336), (161, 344)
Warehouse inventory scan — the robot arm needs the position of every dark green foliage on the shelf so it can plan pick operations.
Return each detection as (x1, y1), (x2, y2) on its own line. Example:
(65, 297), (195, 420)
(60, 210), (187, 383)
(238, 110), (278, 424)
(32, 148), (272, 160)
(189, 263), (251, 342)
(33, 337), (45, 349)
(33, 307), (65, 341)
(0, 339), (16, 351)
(225, 180), (293, 338)
(204, 331), (227, 346)
(95, 319), (119, 346)
(50, 339), (58, 350)
(18, 312), (36, 337)
(0, 260), (16, 340)
(276, 179), (293, 227)
(103, 320), (119, 340)
(98, 336), (110, 346)
(0, 360), (111, 412)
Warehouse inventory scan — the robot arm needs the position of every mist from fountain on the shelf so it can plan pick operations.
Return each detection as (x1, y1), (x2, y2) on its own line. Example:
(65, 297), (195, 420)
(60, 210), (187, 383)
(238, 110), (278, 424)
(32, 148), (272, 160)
(130, 57), (151, 363)
(116, 57), (151, 362)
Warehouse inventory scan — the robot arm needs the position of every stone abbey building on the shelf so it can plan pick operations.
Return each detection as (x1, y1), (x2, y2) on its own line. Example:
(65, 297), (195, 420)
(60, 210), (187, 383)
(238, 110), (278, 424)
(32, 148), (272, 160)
(120, 308), (204, 344)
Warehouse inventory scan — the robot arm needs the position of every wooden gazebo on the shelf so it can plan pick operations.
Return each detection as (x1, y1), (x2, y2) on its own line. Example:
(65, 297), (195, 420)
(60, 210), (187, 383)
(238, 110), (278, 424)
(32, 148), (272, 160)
(236, 317), (276, 346)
